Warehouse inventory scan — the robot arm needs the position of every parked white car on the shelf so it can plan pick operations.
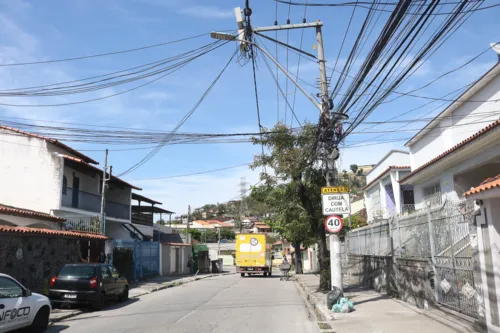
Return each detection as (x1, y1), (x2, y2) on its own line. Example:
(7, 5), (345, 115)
(0, 273), (51, 333)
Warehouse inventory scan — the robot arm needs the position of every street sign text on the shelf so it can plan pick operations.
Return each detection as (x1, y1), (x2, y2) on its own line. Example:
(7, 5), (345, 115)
(324, 215), (343, 233)
(321, 186), (349, 194)
(322, 193), (350, 215)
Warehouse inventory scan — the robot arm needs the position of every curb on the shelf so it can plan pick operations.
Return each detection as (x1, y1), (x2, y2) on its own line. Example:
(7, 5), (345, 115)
(49, 272), (236, 325)
(49, 310), (84, 325)
(293, 276), (334, 322)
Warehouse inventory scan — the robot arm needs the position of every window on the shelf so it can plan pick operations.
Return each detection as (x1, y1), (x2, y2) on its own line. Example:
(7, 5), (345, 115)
(423, 183), (441, 197)
(110, 266), (120, 279)
(423, 183), (442, 206)
(58, 265), (96, 278)
(0, 277), (23, 298)
(62, 176), (67, 195)
(102, 266), (113, 280)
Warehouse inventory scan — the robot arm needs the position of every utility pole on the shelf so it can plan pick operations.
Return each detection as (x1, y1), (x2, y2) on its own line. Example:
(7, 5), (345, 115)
(238, 177), (248, 233)
(217, 227), (221, 257)
(100, 149), (112, 235)
(211, 2), (343, 291)
(187, 205), (191, 242)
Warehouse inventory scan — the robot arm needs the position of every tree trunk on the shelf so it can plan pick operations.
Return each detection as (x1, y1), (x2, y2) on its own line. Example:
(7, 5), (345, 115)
(293, 243), (303, 274)
(316, 225), (331, 292)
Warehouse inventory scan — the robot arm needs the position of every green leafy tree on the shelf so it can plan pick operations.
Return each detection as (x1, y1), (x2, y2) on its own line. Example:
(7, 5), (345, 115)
(216, 203), (226, 217)
(350, 164), (358, 174)
(157, 219), (166, 226)
(252, 183), (315, 274)
(220, 228), (235, 240)
(188, 229), (202, 241)
(251, 124), (331, 290)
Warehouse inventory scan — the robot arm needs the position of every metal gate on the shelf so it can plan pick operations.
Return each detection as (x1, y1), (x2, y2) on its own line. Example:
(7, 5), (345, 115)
(113, 240), (160, 281)
(431, 199), (477, 318)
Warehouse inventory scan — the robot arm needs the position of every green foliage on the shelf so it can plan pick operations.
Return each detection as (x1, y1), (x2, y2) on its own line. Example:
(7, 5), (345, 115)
(339, 213), (368, 238)
(350, 164), (358, 174)
(220, 228), (235, 240)
(188, 229), (202, 241)
(157, 219), (166, 226)
(250, 123), (330, 288)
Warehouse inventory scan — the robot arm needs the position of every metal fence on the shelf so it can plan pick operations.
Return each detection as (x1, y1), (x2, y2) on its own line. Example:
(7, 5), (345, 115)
(113, 240), (160, 281)
(346, 198), (477, 318)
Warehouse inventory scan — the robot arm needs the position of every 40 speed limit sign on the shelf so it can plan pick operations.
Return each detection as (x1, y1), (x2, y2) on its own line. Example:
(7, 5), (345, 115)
(324, 215), (343, 233)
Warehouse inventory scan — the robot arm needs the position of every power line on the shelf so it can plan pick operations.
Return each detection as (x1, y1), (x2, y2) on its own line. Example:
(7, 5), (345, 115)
(0, 32), (214, 67)
(291, 0), (308, 128)
(127, 162), (252, 181)
(0, 41), (229, 107)
(256, 38), (304, 128)
(117, 48), (239, 177)
(273, 1), (500, 16)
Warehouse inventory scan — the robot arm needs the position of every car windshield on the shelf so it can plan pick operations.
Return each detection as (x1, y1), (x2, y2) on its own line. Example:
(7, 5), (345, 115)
(58, 266), (96, 278)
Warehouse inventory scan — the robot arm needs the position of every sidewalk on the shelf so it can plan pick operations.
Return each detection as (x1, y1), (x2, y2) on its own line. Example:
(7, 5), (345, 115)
(49, 266), (236, 324)
(295, 273), (478, 333)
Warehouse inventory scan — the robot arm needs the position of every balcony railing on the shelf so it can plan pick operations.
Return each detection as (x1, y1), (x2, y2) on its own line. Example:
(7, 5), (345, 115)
(62, 187), (130, 220)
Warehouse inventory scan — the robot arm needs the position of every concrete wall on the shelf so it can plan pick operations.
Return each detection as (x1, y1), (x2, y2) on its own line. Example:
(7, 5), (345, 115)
(0, 233), (82, 294)
(105, 221), (153, 240)
(0, 214), (61, 230)
(160, 244), (191, 276)
(0, 131), (63, 214)
(409, 72), (500, 170)
(347, 255), (436, 309)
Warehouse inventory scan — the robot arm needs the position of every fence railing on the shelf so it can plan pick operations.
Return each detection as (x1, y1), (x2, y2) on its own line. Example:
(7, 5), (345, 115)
(346, 198), (478, 318)
(57, 213), (103, 234)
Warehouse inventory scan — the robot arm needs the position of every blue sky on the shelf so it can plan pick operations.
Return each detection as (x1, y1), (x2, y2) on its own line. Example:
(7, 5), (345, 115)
(0, 0), (499, 215)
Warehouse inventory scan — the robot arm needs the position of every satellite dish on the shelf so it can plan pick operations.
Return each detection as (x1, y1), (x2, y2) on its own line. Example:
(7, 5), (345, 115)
(491, 42), (500, 59)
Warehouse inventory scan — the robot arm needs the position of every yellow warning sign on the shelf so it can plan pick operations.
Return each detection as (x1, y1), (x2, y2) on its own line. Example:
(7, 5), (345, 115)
(321, 186), (349, 194)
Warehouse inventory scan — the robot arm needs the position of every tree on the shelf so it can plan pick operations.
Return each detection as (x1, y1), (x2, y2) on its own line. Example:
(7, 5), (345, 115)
(157, 219), (166, 226)
(350, 164), (358, 174)
(188, 229), (202, 241)
(252, 183), (316, 274)
(357, 168), (364, 176)
(220, 228), (235, 240)
(216, 203), (226, 217)
(251, 124), (331, 290)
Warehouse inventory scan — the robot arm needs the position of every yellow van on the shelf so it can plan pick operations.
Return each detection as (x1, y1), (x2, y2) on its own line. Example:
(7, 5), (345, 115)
(235, 233), (272, 277)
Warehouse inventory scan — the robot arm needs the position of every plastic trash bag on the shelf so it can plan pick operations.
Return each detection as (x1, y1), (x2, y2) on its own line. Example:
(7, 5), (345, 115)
(332, 297), (354, 313)
(326, 286), (343, 309)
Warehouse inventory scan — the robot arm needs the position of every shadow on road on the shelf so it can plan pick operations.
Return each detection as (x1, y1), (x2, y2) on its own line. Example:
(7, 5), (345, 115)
(45, 324), (70, 332)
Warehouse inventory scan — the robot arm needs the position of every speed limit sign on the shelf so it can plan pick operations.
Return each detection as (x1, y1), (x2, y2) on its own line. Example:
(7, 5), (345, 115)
(324, 215), (343, 233)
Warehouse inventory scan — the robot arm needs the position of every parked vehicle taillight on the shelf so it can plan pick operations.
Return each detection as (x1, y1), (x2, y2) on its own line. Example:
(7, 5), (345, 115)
(50, 276), (57, 287)
(90, 277), (98, 289)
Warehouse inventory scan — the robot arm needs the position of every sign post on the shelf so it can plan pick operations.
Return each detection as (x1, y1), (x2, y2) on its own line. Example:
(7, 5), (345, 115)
(325, 215), (343, 292)
(321, 187), (349, 291)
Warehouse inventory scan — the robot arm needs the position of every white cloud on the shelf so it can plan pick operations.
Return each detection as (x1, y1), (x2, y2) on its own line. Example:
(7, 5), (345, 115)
(177, 6), (233, 19)
(139, 91), (175, 102)
(130, 167), (260, 215)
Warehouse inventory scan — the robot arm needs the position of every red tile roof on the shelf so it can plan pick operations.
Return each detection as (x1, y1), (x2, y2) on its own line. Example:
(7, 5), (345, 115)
(256, 225), (271, 229)
(0, 225), (107, 239)
(464, 175), (500, 197)
(362, 166), (411, 191)
(62, 155), (141, 190)
(0, 125), (98, 164)
(400, 120), (500, 184)
(0, 204), (66, 222)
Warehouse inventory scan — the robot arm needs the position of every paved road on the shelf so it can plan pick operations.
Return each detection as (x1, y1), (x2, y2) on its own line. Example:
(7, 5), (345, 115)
(47, 273), (319, 333)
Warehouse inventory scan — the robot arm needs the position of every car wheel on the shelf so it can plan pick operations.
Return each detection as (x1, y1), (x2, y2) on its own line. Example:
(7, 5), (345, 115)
(119, 287), (129, 302)
(93, 292), (105, 311)
(29, 306), (49, 333)
(240, 273), (245, 277)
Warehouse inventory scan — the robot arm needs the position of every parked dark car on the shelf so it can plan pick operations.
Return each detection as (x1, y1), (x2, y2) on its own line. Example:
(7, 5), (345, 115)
(49, 264), (129, 310)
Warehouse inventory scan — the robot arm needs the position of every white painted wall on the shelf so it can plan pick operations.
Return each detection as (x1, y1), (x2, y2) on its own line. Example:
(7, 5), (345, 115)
(350, 199), (365, 215)
(366, 151), (410, 183)
(0, 214), (61, 229)
(0, 131), (64, 214)
(409, 72), (500, 170)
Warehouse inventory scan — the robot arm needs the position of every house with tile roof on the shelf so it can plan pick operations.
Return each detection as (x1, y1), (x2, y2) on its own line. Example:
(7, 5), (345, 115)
(0, 125), (141, 235)
(464, 176), (500, 333)
(400, 61), (500, 211)
(363, 150), (413, 222)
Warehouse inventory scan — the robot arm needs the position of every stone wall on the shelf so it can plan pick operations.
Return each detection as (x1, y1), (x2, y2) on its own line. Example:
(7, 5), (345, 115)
(0, 234), (82, 294)
(346, 254), (435, 309)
